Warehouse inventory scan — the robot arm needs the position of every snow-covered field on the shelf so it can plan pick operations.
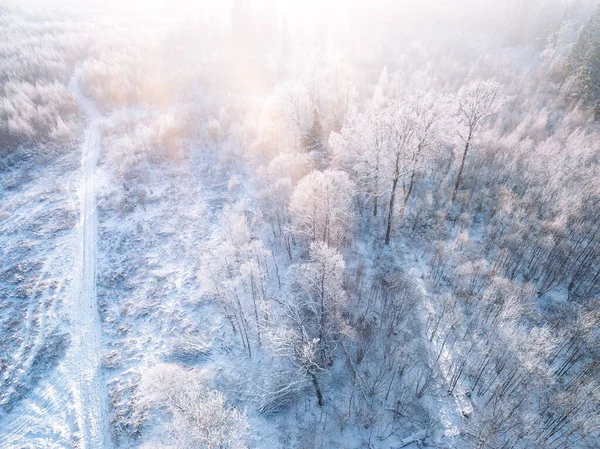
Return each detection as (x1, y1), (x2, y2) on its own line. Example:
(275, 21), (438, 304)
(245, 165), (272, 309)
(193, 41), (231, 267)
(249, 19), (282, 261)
(0, 160), (78, 447)
(0, 74), (254, 447)
(64, 76), (112, 449)
(95, 138), (234, 446)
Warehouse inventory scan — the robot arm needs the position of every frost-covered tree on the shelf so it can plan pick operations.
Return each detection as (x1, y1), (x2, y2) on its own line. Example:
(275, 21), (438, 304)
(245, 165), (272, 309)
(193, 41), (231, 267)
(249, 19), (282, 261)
(268, 242), (348, 406)
(383, 100), (417, 244)
(258, 151), (313, 258)
(302, 106), (324, 152)
(0, 81), (81, 155)
(568, 5), (600, 115)
(329, 106), (390, 217)
(451, 81), (504, 203)
(267, 309), (327, 407)
(289, 169), (356, 247)
(293, 242), (347, 363)
(273, 81), (312, 147)
(330, 93), (442, 243)
(397, 92), (445, 216)
(138, 364), (248, 449)
(197, 204), (271, 356)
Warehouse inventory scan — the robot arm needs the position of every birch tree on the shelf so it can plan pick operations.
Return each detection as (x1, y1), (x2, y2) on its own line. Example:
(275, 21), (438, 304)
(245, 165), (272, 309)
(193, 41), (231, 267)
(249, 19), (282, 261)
(329, 107), (390, 217)
(451, 81), (504, 203)
(289, 169), (356, 247)
(267, 242), (348, 406)
(384, 101), (417, 244)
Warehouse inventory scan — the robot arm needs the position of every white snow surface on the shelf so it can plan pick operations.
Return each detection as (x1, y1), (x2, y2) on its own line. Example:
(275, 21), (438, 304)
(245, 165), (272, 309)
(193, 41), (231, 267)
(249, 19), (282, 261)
(63, 75), (112, 449)
(0, 76), (111, 449)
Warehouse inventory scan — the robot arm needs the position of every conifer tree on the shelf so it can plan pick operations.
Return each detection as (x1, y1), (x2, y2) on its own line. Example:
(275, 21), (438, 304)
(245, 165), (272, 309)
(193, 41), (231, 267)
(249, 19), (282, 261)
(302, 106), (324, 152)
(568, 6), (600, 116)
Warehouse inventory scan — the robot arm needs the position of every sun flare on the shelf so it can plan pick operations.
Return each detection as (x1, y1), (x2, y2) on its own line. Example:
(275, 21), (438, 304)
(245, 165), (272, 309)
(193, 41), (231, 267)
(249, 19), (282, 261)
(2, 0), (600, 448)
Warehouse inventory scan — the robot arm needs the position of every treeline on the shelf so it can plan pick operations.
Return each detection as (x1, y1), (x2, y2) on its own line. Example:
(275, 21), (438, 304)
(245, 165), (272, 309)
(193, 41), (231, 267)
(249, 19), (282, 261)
(568, 5), (600, 116)
(0, 5), (92, 168)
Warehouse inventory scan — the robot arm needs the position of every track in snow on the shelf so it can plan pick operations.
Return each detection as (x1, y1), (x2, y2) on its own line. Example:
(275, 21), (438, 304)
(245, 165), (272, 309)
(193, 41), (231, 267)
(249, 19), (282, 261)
(66, 75), (112, 449)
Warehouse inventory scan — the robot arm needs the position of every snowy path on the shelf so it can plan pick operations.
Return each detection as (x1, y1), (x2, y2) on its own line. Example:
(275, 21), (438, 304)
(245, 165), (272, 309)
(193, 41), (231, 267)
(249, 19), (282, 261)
(65, 75), (112, 449)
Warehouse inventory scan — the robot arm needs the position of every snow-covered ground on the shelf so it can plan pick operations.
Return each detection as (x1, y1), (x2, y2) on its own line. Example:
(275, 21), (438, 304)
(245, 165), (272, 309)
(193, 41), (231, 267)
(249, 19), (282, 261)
(0, 157), (79, 448)
(63, 76), (112, 449)
(0, 126), (79, 447)
(0, 73), (263, 448)
(0, 77), (111, 449)
(93, 128), (239, 445)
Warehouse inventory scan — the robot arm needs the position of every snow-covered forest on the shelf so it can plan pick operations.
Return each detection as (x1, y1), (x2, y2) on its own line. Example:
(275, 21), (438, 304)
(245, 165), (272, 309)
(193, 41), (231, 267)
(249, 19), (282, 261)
(1, 0), (600, 448)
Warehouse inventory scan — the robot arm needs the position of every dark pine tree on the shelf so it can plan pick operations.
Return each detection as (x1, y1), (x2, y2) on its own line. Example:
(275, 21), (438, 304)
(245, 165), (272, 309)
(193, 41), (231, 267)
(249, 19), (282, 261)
(568, 6), (600, 117)
(302, 106), (324, 152)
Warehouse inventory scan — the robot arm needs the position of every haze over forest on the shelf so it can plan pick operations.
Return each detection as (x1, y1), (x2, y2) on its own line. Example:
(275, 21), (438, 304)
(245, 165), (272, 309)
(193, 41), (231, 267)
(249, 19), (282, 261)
(1, 1), (600, 448)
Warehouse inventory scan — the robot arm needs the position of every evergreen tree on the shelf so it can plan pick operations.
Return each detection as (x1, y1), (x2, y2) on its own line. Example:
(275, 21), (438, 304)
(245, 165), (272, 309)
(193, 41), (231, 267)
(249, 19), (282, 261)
(302, 106), (324, 152)
(568, 6), (600, 116)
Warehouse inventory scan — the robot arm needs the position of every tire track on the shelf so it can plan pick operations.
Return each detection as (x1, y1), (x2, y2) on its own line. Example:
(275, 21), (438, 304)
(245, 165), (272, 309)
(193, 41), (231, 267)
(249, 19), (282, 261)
(65, 75), (112, 449)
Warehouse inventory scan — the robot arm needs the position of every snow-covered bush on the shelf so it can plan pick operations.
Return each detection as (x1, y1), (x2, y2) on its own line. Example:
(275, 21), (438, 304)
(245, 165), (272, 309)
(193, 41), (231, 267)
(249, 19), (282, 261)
(138, 364), (248, 449)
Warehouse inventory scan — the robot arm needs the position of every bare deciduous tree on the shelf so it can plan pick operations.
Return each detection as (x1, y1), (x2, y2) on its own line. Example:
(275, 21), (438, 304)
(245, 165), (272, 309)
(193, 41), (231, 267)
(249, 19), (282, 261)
(451, 81), (504, 203)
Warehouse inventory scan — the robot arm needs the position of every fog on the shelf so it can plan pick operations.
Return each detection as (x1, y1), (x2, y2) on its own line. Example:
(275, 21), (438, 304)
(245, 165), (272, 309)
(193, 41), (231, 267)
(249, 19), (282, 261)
(2, 1), (600, 448)
(18, 0), (590, 30)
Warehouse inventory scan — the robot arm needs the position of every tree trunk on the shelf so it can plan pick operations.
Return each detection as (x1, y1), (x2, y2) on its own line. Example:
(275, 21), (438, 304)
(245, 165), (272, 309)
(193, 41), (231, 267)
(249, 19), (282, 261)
(373, 151), (380, 216)
(385, 175), (398, 245)
(318, 270), (328, 364)
(310, 372), (324, 406)
(451, 138), (471, 203)
(249, 274), (261, 347)
(385, 153), (401, 245)
(401, 169), (416, 218)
